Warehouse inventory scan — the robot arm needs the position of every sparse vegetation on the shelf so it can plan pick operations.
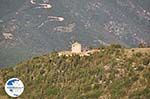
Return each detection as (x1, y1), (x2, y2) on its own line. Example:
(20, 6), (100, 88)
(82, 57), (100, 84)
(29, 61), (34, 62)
(0, 45), (150, 98)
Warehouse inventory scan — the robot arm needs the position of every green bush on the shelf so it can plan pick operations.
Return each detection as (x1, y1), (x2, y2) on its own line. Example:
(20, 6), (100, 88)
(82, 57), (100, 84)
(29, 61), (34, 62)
(134, 52), (142, 57)
(110, 44), (122, 48)
(142, 57), (149, 65)
(136, 66), (144, 71)
(45, 87), (59, 96)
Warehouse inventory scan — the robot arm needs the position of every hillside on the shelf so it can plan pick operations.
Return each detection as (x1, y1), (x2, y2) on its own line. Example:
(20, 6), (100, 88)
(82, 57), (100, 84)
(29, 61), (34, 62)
(0, 0), (150, 67)
(0, 46), (150, 99)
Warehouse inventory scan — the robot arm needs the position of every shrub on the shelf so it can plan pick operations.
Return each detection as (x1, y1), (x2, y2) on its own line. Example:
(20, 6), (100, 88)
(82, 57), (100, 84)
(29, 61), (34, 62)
(134, 52), (142, 57)
(110, 44), (122, 48)
(138, 43), (147, 48)
(136, 66), (144, 71)
(45, 87), (59, 96)
(143, 72), (150, 80)
(142, 58), (149, 65)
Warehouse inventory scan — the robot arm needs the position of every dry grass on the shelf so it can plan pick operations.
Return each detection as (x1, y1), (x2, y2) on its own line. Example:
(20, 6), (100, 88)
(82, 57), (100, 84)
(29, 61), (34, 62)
(0, 96), (8, 99)
(125, 48), (150, 57)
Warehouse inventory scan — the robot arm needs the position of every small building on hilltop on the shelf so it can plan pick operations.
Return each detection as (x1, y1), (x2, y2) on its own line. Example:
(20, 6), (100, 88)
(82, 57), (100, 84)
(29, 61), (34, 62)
(71, 42), (81, 53)
(58, 41), (98, 56)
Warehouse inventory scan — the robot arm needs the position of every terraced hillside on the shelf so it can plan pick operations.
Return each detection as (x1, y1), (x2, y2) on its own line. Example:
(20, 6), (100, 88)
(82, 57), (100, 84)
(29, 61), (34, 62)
(0, 46), (150, 99)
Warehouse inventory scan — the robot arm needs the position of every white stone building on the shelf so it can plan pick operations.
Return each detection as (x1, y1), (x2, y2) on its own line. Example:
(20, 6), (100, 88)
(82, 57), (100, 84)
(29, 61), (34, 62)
(71, 42), (81, 53)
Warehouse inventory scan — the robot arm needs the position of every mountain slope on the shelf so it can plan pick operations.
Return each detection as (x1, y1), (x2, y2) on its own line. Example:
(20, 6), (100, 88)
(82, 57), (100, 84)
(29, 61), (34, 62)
(0, 0), (150, 67)
(0, 46), (150, 98)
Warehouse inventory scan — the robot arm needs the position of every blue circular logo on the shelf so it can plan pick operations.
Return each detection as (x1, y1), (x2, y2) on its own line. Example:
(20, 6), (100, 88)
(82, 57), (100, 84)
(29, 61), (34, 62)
(5, 78), (24, 97)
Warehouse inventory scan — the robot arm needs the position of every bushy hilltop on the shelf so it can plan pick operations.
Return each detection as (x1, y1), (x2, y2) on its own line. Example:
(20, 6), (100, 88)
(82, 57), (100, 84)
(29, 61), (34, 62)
(1, 0), (150, 67)
(0, 45), (150, 99)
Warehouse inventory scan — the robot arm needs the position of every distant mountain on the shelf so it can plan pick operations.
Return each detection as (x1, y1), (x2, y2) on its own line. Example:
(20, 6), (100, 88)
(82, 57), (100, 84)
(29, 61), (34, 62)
(0, 46), (150, 98)
(0, 0), (150, 67)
